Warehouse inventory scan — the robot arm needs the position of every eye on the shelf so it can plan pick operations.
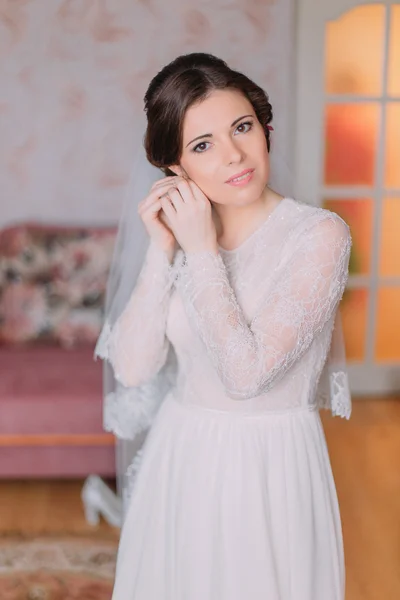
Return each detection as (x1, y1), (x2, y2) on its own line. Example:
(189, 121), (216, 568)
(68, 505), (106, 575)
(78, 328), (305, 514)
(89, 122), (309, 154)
(234, 120), (253, 135)
(192, 141), (211, 153)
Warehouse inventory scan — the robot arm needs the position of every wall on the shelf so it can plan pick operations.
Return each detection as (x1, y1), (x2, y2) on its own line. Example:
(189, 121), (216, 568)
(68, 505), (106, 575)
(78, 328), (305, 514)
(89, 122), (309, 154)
(0, 0), (295, 227)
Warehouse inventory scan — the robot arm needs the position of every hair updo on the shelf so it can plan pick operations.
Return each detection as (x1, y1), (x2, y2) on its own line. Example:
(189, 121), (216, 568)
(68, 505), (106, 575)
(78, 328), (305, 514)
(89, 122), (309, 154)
(143, 53), (273, 176)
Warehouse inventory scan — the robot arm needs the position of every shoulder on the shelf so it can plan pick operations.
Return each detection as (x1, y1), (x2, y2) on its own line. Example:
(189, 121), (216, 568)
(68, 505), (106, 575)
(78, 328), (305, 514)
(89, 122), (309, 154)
(284, 198), (352, 248)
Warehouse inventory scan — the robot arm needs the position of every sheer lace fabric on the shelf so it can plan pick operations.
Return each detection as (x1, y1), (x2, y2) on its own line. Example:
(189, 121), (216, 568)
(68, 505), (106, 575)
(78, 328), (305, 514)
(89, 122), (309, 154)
(96, 241), (176, 388)
(176, 213), (350, 400)
(96, 198), (352, 426)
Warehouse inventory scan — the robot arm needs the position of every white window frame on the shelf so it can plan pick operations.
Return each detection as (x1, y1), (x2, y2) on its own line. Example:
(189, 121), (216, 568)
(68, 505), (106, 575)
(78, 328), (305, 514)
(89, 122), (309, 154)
(295, 0), (400, 395)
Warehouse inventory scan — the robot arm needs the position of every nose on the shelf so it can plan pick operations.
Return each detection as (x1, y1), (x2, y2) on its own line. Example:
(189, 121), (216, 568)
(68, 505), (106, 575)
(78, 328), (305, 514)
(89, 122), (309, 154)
(222, 137), (245, 165)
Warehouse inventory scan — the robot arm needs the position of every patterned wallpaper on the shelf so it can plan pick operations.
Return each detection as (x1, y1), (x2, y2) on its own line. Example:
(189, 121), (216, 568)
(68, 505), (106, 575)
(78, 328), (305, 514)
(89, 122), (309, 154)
(0, 0), (294, 227)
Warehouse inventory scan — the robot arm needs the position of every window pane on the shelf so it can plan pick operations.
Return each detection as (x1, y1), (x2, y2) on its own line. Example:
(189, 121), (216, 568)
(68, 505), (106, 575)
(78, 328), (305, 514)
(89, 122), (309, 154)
(379, 198), (400, 277)
(325, 5), (385, 96)
(341, 289), (368, 362)
(388, 5), (400, 96)
(324, 199), (373, 276)
(324, 104), (379, 186)
(375, 288), (400, 361)
(385, 103), (400, 189)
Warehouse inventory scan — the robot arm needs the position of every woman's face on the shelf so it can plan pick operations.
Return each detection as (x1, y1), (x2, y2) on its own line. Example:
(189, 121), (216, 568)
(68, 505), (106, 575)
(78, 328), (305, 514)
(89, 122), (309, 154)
(172, 89), (270, 207)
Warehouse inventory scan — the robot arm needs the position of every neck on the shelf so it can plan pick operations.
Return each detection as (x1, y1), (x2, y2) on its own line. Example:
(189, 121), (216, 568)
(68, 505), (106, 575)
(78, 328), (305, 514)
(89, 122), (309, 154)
(213, 186), (283, 249)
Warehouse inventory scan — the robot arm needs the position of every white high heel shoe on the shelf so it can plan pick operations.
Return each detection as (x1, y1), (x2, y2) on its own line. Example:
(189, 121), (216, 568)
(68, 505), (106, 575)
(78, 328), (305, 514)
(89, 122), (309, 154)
(81, 474), (122, 528)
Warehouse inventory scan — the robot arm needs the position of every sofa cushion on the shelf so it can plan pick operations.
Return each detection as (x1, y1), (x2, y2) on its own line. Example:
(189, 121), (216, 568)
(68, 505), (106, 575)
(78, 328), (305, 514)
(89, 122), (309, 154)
(0, 223), (116, 347)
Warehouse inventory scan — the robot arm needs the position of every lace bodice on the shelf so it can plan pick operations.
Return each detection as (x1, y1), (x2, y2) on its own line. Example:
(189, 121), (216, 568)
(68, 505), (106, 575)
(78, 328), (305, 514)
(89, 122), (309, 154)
(97, 198), (352, 421)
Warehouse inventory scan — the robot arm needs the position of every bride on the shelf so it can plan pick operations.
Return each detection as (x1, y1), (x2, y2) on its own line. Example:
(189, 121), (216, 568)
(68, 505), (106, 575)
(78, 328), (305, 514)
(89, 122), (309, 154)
(95, 52), (352, 600)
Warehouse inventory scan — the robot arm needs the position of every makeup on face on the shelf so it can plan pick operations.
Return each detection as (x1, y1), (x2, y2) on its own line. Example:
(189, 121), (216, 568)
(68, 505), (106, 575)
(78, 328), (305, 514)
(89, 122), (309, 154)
(177, 90), (270, 206)
(225, 168), (255, 186)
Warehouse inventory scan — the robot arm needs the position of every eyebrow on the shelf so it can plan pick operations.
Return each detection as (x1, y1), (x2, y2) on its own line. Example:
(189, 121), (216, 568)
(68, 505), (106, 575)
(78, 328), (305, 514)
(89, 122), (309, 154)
(185, 114), (254, 147)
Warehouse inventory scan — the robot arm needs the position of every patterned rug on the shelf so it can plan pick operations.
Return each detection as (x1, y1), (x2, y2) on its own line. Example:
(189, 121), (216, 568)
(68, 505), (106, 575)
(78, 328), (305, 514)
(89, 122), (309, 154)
(0, 537), (117, 599)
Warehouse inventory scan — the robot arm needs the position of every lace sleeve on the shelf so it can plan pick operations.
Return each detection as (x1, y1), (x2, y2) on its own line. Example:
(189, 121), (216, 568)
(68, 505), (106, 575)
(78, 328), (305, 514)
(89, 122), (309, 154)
(176, 214), (351, 400)
(95, 241), (175, 388)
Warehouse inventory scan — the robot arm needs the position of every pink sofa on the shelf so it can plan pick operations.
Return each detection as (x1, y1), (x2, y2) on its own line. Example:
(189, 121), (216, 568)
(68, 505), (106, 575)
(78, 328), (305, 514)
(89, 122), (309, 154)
(0, 223), (117, 478)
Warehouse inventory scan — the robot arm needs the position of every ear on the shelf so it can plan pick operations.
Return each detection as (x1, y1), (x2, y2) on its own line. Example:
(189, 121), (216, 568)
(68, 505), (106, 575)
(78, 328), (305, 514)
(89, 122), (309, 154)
(168, 164), (186, 177)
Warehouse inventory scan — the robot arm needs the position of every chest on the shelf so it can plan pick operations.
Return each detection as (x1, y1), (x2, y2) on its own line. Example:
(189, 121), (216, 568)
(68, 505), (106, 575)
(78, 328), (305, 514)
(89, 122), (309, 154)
(167, 234), (286, 351)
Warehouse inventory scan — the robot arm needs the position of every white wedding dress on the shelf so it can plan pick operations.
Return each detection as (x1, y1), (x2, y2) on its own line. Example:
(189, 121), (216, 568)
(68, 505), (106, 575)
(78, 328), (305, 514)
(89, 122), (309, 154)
(100, 197), (352, 600)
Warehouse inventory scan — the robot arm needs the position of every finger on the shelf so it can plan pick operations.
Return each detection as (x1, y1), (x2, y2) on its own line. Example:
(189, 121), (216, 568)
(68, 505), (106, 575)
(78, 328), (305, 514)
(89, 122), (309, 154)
(160, 194), (177, 220)
(166, 187), (185, 211)
(138, 184), (175, 212)
(187, 180), (209, 206)
(147, 180), (186, 206)
(138, 177), (187, 213)
(138, 195), (159, 214)
(186, 179), (203, 199)
(175, 179), (195, 204)
(138, 197), (162, 217)
(150, 176), (184, 191)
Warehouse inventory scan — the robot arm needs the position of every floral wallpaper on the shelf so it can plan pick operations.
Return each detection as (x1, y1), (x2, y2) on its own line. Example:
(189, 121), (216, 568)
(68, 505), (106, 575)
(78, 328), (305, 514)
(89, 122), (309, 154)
(0, 0), (294, 228)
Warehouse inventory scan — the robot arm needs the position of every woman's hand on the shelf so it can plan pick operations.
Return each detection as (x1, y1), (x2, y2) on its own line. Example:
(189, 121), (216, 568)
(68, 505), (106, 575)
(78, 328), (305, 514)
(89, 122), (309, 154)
(159, 178), (218, 255)
(138, 176), (184, 259)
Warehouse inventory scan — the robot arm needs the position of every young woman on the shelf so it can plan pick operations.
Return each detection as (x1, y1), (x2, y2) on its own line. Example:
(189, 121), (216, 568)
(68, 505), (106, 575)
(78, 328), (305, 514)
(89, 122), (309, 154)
(96, 52), (352, 600)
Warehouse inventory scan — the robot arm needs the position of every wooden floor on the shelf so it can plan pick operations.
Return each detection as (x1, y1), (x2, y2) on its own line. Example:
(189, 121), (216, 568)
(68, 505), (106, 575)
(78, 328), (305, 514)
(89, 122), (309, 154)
(1, 397), (399, 599)
(321, 397), (400, 600)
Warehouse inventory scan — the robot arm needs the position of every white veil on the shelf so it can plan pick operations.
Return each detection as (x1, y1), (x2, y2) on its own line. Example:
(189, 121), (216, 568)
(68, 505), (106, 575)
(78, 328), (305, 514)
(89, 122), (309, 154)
(94, 113), (173, 515)
(94, 107), (351, 524)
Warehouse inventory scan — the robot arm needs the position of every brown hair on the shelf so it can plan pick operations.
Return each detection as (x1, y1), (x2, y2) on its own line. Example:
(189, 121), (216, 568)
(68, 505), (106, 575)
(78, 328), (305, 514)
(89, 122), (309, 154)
(144, 53), (273, 176)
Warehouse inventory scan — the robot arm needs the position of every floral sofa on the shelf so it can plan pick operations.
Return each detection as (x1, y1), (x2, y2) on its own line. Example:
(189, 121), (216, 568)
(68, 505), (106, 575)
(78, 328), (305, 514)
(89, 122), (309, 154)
(0, 222), (117, 478)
